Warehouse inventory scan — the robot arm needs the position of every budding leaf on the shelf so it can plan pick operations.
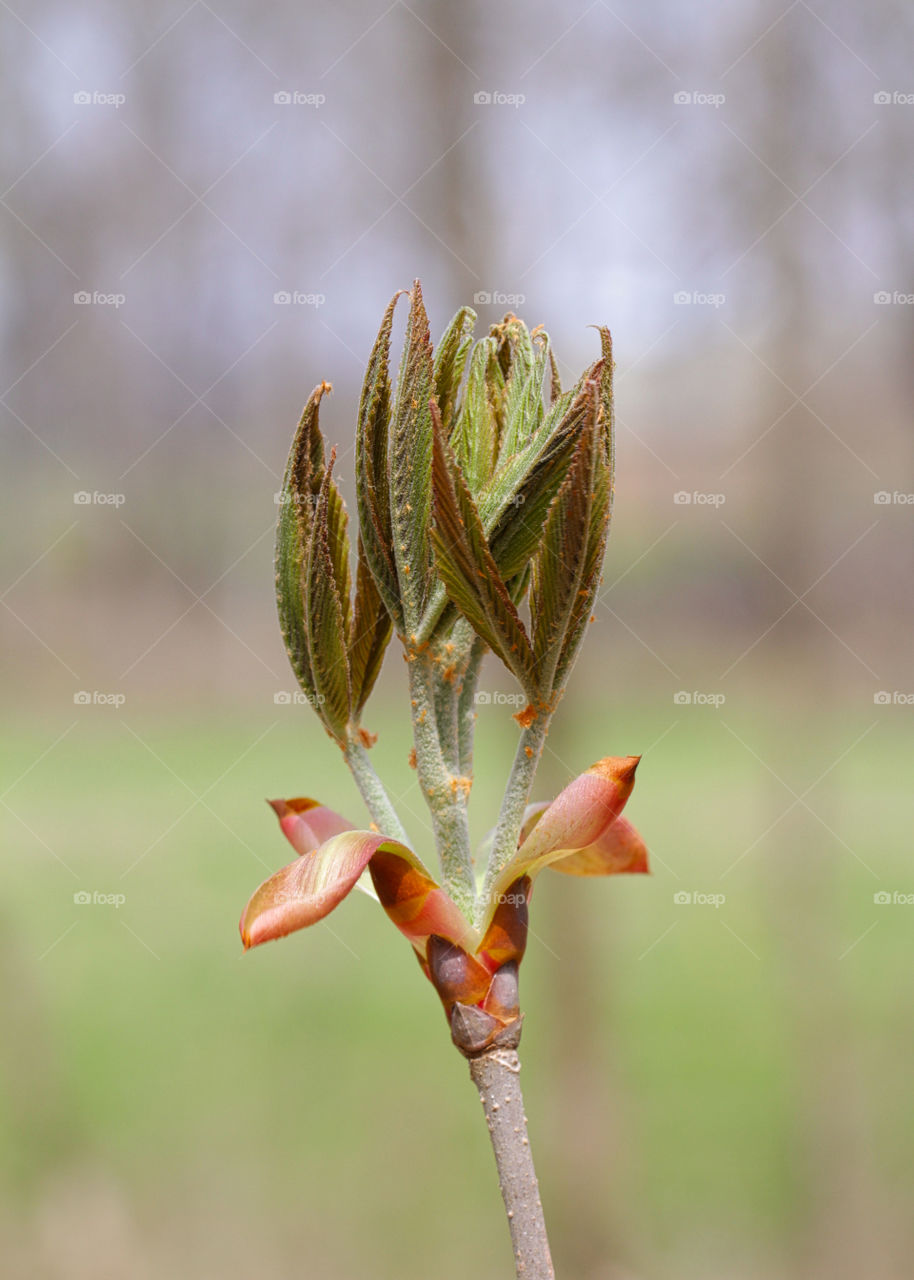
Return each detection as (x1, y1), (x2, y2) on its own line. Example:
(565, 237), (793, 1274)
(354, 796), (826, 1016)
(275, 382), (330, 709)
(486, 368), (602, 583)
(430, 402), (539, 702)
(531, 379), (607, 694)
(450, 337), (501, 494)
(498, 326), (547, 462)
(594, 325), (615, 465)
(388, 282), (436, 633)
(356, 292), (403, 631)
(433, 305), (476, 435)
(305, 452), (352, 741)
(349, 537), (392, 717)
(548, 346), (562, 402)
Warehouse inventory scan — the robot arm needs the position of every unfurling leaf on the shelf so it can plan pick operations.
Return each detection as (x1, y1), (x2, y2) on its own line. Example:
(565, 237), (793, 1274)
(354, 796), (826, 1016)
(477, 875), (530, 971)
(482, 756), (643, 930)
(240, 830), (388, 948)
(550, 815), (648, 876)
(268, 796), (355, 855)
(368, 845), (473, 956)
(430, 402), (539, 702)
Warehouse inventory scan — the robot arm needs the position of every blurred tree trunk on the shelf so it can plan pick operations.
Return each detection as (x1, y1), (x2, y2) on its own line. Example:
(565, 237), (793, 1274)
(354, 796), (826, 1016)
(747, 12), (891, 1279)
(538, 728), (636, 1280)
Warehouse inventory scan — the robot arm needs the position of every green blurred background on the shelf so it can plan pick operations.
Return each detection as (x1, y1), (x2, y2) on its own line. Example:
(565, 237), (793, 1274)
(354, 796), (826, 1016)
(3, 2), (913, 1277)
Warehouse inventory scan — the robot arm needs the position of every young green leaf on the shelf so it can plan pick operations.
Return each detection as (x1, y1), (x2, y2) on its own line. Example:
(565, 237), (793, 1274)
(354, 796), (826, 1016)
(548, 345), (562, 402)
(356, 293), (403, 632)
(499, 328), (548, 462)
(531, 378), (606, 694)
(450, 337), (501, 494)
(305, 451), (352, 742)
(275, 382), (330, 708)
(594, 325), (615, 464)
(390, 281), (436, 632)
(430, 402), (539, 703)
(348, 537), (392, 717)
(433, 305), (476, 435)
(486, 367), (603, 583)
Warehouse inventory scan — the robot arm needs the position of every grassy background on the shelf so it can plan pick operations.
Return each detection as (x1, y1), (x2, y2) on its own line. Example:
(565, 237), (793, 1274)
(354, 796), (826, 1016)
(3, 688), (910, 1279)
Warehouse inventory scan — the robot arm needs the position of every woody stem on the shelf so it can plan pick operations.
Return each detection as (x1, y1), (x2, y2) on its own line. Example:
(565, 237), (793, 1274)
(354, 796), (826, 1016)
(468, 1046), (555, 1280)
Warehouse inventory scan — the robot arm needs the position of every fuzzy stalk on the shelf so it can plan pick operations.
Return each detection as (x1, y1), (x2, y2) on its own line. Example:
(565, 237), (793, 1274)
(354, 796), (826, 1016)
(468, 1047), (555, 1280)
(477, 714), (551, 927)
(457, 634), (486, 778)
(343, 735), (409, 844)
(407, 651), (475, 917)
